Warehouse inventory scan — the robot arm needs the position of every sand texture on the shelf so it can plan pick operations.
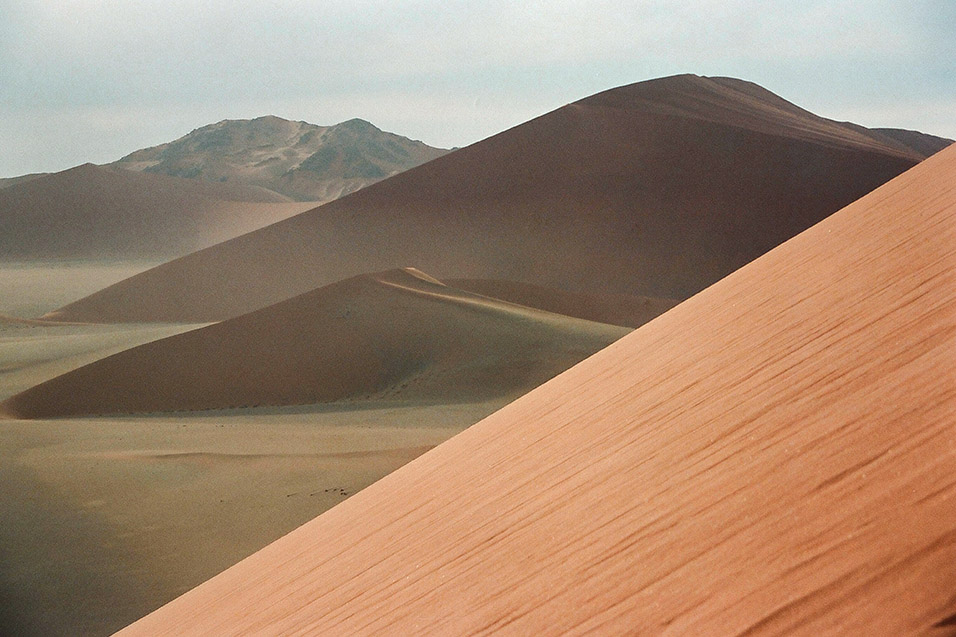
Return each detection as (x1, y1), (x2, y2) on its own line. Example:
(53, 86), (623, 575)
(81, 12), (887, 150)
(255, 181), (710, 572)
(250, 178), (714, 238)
(0, 163), (313, 262)
(2, 269), (628, 418)
(47, 74), (943, 323)
(120, 145), (956, 635)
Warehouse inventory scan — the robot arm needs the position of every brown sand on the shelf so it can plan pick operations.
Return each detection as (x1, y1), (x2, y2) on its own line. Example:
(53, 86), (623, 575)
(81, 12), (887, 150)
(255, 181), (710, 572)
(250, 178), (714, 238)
(0, 314), (61, 327)
(871, 127), (954, 158)
(48, 74), (943, 323)
(0, 163), (313, 262)
(119, 145), (956, 635)
(0, 172), (48, 189)
(1, 269), (628, 418)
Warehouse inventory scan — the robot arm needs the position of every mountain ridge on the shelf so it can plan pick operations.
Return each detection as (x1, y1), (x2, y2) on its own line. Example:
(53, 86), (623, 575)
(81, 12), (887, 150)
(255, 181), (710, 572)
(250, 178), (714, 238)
(112, 115), (449, 202)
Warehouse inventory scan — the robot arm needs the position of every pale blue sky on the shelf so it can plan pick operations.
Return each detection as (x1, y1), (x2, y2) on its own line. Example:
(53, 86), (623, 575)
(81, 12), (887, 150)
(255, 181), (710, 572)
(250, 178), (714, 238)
(1, 0), (953, 176)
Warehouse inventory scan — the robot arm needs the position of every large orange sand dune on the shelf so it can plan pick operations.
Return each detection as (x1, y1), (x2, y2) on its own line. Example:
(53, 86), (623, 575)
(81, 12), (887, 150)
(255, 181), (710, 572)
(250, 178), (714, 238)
(48, 75), (944, 323)
(120, 144), (956, 635)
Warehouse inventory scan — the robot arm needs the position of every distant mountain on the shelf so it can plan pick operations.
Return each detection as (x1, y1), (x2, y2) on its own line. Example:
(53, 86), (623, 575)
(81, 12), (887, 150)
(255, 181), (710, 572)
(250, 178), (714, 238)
(112, 116), (449, 202)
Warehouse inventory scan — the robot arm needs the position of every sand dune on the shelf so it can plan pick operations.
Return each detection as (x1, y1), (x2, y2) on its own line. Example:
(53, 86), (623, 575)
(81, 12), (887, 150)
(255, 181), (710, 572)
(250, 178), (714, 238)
(0, 163), (313, 262)
(0, 313), (59, 327)
(48, 74), (944, 323)
(119, 145), (956, 634)
(2, 268), (628, 418)
(0, 172), (48, 190)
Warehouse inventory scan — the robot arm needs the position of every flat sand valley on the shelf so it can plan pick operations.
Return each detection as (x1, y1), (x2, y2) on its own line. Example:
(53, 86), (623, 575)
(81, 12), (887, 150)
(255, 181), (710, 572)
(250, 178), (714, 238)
(0, 402), (498, 635)
(0, 264), (505, 635)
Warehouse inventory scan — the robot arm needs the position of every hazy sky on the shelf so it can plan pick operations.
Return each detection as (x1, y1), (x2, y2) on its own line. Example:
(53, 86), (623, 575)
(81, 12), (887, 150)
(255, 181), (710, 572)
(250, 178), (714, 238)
(1, 0), (954, 177)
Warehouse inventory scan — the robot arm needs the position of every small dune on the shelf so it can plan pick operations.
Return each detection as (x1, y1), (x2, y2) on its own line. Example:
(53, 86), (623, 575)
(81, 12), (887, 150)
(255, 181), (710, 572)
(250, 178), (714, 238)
(0, 313), (59, 327)
(1, 268), (628, 418)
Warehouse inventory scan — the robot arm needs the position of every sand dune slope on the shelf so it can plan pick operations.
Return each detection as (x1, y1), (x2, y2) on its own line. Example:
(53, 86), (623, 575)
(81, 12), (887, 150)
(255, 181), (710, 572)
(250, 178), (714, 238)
(120, 146), (956, 635)
(0, 163), (313, 262)
(1, 269), (627, 418)
(49, 74), (942, 323)
(0, 172), (48, 190)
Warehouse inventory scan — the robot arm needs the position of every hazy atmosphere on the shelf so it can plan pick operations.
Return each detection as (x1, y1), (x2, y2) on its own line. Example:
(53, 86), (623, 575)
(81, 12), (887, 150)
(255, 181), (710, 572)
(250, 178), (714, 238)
(2, 0), (954, 177)
(2, 1), (955, 635)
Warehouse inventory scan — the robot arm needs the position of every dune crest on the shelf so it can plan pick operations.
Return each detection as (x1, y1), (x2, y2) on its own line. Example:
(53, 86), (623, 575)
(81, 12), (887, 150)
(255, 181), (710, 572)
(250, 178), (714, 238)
(48, 74), (947, 323)
(578, 75), (944, 159)
(119, 145), (956, 635)
(2, 268), (628, 418)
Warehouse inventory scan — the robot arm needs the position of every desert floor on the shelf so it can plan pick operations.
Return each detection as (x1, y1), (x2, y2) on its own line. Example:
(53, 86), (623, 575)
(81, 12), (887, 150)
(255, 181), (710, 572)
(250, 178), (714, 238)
(0, 265), (505, 635)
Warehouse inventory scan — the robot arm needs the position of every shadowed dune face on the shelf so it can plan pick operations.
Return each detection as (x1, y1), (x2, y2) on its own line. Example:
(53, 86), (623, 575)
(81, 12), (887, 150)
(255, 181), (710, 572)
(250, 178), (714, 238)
(0, 164), (313, 262)
(119, 147), (956, 635)
(1, 268), (628, 419)
(47, 74), (945, 323)
(0, 322), (206, 402)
